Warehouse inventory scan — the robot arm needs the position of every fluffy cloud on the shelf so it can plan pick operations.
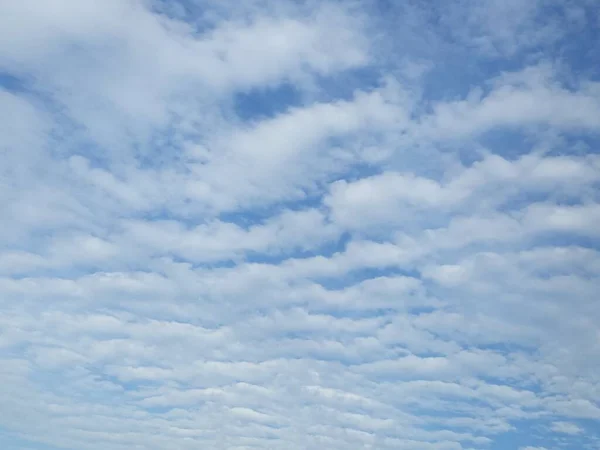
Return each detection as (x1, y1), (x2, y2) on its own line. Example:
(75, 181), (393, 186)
(0, 0), (599, 449)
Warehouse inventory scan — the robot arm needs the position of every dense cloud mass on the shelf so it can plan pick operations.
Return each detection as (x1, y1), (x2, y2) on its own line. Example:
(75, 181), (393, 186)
(1, 1), (599, 449)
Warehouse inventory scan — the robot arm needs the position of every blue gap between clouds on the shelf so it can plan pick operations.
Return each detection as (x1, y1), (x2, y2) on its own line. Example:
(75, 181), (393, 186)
(479, 129), (537, 160)
(311, 66), (382, 103)
(480, 129), (600, 161)
(528, 234), (600, 255)
(234, 65), (382, 122)
(0, 72), (29, 92)
(315, 266), (421, 291)
(243, 231), (353, 266)
(234, 82), (302, 122)
(540, 1), (600, 80)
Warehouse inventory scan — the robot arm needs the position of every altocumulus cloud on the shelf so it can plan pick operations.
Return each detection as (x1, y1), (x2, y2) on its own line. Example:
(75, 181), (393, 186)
(0, 0), (599, 449)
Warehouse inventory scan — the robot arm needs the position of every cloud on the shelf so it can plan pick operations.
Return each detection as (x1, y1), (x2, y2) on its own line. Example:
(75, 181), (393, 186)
(423, 70), (600, 137)
(1, 0), (599, 449)
(549, 421), (583, 435)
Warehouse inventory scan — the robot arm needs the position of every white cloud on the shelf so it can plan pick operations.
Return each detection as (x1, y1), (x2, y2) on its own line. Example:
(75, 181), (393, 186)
(0, 0), (369, 157)
(326, 151), (600, 233)
(550, 421), (583, 435)
(1, 0), (599, 449)
(424, 78), (600, 138)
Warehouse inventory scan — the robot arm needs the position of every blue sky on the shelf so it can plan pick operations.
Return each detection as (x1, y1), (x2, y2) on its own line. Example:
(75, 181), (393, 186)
(1, 0), (599, 449)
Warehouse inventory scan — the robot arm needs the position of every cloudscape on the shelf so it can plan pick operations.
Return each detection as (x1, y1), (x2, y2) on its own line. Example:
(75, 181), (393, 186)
(1, 1), (599, 449)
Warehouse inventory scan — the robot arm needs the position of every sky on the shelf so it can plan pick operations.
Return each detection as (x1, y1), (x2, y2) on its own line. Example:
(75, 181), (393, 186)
(0, 0), (599, 449)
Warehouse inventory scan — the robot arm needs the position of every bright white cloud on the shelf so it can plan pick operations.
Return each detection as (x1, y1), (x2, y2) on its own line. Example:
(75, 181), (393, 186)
(0, 0), (599, 449)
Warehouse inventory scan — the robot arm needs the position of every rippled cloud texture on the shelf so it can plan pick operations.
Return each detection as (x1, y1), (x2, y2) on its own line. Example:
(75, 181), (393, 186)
(1, 1), (600, 449)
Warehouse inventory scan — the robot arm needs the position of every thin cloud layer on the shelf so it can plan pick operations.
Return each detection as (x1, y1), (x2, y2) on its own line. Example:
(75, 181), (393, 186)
(0, 1), (599, 449)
